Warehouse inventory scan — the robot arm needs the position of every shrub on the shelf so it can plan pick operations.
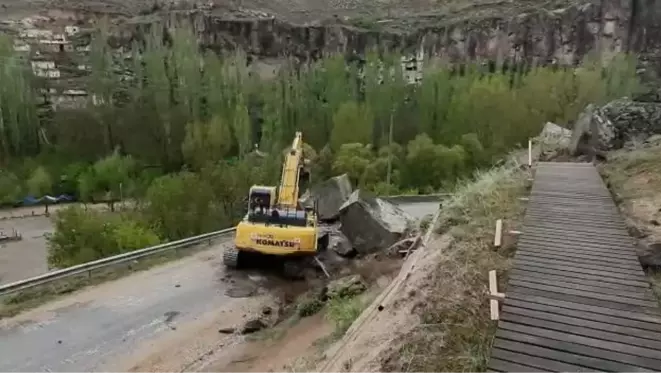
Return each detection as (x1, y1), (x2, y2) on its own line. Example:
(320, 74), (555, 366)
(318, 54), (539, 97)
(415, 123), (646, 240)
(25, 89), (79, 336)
(143, 171), (221, 240)
(325, 295), (365, 335)
(47, 206), (160, 268)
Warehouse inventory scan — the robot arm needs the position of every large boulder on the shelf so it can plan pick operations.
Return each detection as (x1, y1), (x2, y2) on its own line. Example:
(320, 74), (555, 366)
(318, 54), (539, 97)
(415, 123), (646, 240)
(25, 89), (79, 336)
(539, 122), (572, 149)
(299, 174), (353, 221)
(328, 229), (355, 257)
(571, 99), (661, 155)
(338, 190), (413, 255)
(637, 242), (661, 271)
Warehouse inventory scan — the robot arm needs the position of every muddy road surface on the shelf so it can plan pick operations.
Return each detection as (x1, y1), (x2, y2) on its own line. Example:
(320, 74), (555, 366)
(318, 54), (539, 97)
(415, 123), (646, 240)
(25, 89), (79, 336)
(0, 199), (439, 371)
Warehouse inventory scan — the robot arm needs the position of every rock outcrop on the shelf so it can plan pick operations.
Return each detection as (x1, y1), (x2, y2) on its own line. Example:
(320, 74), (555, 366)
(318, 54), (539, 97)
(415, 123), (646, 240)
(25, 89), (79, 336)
(571, 98), (661, 155)
(5, 1), (661, 106)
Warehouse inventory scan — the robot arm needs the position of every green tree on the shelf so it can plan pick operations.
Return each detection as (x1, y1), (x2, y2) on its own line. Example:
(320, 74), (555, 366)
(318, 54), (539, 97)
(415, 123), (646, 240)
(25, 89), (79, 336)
(182, 115), (232, 169)
(233, 96), (252, 159)
(27, 166), (53, 214)
(405, 134), (441, 190)
(330, 102), (374, 151)
(77, 169), (96, 208)
(144, 172), (220, 240)
(332, 143), (374, 186)
(0, 171), (22, 205)
(93, 149), (135, 211)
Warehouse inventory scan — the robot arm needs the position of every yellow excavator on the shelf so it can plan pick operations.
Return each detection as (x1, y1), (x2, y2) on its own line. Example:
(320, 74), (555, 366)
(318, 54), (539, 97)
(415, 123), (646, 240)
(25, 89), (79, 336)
(223, 132), (326, 274)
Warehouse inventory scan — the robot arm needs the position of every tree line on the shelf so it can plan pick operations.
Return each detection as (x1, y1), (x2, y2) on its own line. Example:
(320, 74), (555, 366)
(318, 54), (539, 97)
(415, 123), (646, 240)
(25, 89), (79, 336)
(0, 20), (642, 268)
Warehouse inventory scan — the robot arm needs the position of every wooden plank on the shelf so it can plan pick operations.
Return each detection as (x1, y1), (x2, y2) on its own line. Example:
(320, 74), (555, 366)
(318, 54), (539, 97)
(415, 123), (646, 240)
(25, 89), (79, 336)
(517, 232), (635, 248)
(507, 292), (661, 325)
(523, 225), (629, 238)
(509, 269), (649, 293)
(509, 286), (661, 315)
(495, 330), (661, 371)
(511, 264), (651, 288)
(494, 219), (503, 248)
(493, 338), (652, 372)
(517, 240), (642, 259)
(489, 358), (548, 372)
(514, 254), (644, 275)
(501, 309), (661, 349)
(490, 348), (590, 372)
(510, 259), (647, 283)
(498, 321), (661, 360)
(513, 245), (642, 264)
(522, 225), (633, 241)
(508, 279), (658, 308)
(508, 274), (656, 302)
(515, 249), (643, 270)
(502, 305), (661, 342)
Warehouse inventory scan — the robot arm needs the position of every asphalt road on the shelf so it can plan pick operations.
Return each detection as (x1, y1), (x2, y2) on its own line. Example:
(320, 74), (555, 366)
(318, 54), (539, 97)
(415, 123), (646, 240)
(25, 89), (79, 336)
(0, 200), (440, 372)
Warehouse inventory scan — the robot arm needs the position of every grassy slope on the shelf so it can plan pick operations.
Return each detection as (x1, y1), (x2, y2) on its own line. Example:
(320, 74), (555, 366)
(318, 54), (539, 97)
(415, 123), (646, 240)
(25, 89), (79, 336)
(382, 157), (529, 371)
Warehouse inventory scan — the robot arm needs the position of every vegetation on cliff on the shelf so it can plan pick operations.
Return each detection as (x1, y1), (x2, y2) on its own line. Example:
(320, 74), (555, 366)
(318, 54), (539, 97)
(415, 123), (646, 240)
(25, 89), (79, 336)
(0, 20), (641, 267)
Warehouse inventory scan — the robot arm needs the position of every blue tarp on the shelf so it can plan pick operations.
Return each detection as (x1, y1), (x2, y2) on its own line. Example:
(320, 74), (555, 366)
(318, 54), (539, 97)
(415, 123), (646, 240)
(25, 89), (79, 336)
(22, 194), (75, 206)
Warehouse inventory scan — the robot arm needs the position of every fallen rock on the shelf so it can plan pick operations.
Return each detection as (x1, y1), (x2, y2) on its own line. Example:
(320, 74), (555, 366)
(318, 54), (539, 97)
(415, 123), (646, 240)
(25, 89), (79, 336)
(539, 122), (572, 149)
(637, 242), (661, 271)
(299, 174), (353, 220)
(326, 275), (367, 299)
(339, 190), (413, 255)
(240, 318), (267, 334)
(218, 327), (235, 334)
(328, 229), (356, 257)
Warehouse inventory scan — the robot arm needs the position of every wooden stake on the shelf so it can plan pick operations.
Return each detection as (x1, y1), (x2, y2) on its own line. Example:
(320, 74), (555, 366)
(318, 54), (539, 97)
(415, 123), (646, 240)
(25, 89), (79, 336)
(489, 270), (505, 320)
(494, 219), (503, 248)
(528, 139), (532, 167)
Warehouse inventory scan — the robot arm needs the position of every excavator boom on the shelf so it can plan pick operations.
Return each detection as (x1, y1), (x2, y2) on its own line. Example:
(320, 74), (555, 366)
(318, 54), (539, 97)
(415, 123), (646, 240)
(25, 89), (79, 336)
(277, 131), (304, 209)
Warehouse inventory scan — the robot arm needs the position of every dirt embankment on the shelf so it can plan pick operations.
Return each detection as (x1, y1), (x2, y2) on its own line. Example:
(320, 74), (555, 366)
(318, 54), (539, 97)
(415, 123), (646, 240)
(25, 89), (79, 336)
(599, 135), (661, 298)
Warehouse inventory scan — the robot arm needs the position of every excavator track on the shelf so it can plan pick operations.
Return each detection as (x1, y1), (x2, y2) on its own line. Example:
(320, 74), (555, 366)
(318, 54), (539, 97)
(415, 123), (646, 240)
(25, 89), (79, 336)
(223, 246), (240, 268)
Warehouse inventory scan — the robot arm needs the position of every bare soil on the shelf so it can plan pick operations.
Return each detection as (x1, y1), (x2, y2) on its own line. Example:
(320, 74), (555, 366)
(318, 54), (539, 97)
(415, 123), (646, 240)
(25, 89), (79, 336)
(599, 138), (661, 300)
(0, 202), (120, 286)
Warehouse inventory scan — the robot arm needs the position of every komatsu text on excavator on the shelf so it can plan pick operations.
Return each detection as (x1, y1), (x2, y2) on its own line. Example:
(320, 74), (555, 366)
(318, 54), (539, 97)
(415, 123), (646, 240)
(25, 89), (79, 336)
(223, 132), (325, 273)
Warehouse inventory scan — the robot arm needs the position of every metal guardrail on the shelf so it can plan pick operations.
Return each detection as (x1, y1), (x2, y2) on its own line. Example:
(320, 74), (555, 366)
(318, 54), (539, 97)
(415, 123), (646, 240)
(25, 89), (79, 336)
(0, 194), (445, 298)
(0, 227), (236, 297)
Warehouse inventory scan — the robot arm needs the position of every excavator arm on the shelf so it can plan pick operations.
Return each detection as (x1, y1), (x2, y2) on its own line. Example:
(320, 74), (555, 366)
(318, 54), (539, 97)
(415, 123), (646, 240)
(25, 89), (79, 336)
(277, 131), (305, 210)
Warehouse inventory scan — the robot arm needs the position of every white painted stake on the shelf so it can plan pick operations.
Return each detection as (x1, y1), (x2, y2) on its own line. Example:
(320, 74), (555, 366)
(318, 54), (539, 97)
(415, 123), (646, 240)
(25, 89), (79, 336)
(528, 139), (532, 167)
(489, 270), (505, 320)
(494, 219), (503, 248)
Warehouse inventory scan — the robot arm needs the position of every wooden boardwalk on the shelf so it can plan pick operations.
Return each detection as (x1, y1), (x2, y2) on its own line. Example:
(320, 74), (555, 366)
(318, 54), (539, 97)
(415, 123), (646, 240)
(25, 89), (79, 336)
(488, 162), (661, 372)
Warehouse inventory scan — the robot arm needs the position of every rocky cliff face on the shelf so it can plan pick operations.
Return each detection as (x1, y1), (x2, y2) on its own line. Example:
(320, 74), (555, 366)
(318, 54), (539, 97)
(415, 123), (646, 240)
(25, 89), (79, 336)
(4, 0), (661, 107)
(113, 0), (661, 69)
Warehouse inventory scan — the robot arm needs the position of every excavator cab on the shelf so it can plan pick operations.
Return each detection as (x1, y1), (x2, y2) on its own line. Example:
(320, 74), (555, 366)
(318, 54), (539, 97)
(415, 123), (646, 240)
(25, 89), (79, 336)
(247, 186), (275, 215)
